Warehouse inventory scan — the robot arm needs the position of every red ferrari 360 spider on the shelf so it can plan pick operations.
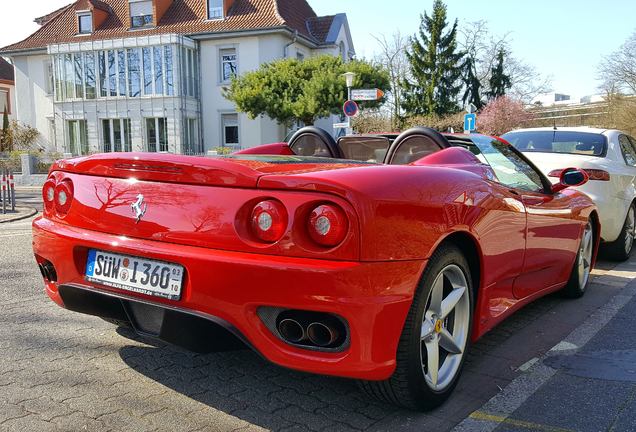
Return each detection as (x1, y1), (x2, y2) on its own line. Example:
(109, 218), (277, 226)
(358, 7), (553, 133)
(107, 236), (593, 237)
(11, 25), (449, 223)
(32, 127), (599, 410)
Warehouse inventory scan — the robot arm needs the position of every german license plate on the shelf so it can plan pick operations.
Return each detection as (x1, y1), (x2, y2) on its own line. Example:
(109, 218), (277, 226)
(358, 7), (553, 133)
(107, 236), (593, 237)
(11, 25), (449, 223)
(85, 250), (184, 300)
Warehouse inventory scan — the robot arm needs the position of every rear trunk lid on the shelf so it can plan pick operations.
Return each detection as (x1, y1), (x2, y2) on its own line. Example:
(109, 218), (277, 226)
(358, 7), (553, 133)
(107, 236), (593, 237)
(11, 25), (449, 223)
(47, 154), (368, 260)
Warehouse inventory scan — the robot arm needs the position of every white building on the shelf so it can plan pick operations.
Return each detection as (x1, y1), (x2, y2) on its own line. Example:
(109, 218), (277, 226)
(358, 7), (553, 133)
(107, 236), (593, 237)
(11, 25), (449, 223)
(0, 57), (15, 122)
(0, 0), (355, 155)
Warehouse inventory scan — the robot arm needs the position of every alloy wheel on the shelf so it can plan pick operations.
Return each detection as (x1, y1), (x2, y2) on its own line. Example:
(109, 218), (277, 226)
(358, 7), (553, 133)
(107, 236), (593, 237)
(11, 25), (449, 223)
(420, 264), (470, 391)
(578, 222), (594, 290)
(625, 207), (635, 255)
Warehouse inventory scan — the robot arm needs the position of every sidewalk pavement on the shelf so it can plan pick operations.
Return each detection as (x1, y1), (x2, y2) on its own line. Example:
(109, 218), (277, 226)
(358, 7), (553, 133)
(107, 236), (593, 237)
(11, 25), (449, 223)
(454, 260), (636, 432)
(0, 206), (37, 223)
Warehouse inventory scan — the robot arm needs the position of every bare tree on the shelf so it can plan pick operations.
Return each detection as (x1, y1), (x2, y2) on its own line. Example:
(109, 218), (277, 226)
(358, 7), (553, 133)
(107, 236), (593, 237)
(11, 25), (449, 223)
(373, 31), (410, 129)
(459, 20), (552, 104)
(598, 30), (636, 95)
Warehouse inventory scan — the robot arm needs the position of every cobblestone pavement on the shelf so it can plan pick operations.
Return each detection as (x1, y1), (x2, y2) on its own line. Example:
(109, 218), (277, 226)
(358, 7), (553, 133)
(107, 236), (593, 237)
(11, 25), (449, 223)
(0, 216), (624, 431)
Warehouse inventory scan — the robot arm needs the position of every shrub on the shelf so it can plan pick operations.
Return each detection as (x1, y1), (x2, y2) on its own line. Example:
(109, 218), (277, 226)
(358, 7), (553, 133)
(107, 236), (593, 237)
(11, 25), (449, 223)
(478, 96), (534, 136)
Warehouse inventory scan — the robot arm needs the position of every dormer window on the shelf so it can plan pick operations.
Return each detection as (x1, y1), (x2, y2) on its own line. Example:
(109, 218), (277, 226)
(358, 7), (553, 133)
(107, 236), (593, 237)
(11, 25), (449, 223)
(78, 13), (92, 34)
(208, 0), (223, 20)
(130, 0), (153, 28)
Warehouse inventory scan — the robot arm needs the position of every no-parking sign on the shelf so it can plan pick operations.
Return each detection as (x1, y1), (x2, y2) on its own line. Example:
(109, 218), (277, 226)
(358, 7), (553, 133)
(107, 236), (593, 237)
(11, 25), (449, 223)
(343, 100), (359, 118)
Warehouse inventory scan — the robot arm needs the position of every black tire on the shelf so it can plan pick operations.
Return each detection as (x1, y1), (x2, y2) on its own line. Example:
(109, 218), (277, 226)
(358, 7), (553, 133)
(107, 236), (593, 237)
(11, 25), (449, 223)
(358, 243), (473, 410)
(603, 205), (635, 262)
(562, 220), (595, 299)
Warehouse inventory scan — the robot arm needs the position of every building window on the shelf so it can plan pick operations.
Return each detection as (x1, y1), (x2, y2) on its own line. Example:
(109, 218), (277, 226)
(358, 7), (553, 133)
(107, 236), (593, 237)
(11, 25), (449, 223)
(146, 118), (168, 152)
(84, 52), (96, 99)
(208, 0), (223, 19)
(0, 88), (10, 114)
(102, 119), (132, 152)
(181, 47), (198, 97)
(339, 41), (346, 61)
(165, 46), (174, 96)
(296, 51), (305, 61)
(67, 120), (89, 156)
(221, 114), (239, 148)
(78, 14), (92, 34)
(130, 0), (153, 28)
(220, 48), (237, 83)
(127, 48), (141, 97)
(183, 118), (200, 155)
(48, 119), (56, 148)
(45, 60), (54, 95)
(53, 46), (177, 101)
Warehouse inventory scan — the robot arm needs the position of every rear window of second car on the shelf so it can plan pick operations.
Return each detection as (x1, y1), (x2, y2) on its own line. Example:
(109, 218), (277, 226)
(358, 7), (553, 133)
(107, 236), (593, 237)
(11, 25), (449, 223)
(502, 131), (607, 157)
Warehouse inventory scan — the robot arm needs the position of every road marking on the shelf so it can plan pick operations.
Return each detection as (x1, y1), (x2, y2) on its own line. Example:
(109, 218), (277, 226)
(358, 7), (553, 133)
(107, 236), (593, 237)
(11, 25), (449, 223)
(517, 357), (539, 371)
(550, 341), (578, 352)
(469, 412), (575, 432)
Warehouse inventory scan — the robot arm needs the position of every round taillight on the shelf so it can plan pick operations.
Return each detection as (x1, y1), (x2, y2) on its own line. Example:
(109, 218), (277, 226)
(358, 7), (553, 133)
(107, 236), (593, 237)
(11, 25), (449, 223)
(251, 200), (288, 243)
(307, 204), (348, 247)
(42, 179), (56, 212)
(54, 180), (74, 216)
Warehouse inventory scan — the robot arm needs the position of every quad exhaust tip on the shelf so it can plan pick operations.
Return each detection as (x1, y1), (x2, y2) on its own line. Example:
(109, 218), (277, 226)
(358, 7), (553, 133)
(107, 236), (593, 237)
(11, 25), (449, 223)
(275, 311), (346, 350)
(277, 318), (306, 343)
(38, 260), (58, 282)
(307, 322), (339, 347)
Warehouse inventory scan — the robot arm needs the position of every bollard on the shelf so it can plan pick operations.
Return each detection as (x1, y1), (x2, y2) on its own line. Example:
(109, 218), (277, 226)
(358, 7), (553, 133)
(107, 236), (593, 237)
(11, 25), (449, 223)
(9, 173), (14, 212)
(2, 173), (6, 215)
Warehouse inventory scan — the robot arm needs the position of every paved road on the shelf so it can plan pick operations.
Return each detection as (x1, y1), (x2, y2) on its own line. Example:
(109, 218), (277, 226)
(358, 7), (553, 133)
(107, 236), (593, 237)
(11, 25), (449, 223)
(14, 188), (43, 212)
(0, 214), (628, 431)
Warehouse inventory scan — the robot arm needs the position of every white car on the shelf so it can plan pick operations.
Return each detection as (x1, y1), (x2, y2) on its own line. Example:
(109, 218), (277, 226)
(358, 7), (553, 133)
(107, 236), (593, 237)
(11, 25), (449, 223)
(502, 127), (636, 261)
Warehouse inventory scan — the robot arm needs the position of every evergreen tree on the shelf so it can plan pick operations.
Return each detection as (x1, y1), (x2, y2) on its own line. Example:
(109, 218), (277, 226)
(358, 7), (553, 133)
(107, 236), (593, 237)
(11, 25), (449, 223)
(488, 48), (512, 99)
(402, 0), (463, 116)
(462, 55), (483, 110)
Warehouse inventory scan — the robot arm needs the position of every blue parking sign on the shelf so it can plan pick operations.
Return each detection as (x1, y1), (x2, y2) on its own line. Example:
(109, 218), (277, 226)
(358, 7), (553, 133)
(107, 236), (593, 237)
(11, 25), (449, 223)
(464, 113), (476, 133)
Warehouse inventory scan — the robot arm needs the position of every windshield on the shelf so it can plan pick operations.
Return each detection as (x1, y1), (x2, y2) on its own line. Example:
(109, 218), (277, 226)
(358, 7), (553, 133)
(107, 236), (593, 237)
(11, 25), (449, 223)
(502, 131), (606, 156)
(463, 135), (546, 192)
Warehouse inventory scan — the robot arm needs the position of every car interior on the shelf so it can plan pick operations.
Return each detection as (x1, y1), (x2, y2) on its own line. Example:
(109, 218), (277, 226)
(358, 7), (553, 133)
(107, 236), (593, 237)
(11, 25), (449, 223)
(288, 126), (455, 165)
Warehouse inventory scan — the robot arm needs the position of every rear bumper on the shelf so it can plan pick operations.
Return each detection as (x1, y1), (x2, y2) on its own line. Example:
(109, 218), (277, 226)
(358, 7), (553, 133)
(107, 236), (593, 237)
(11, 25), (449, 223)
(33, 217), (426, 380)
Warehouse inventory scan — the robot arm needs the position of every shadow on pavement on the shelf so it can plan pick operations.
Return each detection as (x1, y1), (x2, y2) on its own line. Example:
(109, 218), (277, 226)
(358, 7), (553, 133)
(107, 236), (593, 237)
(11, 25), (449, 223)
(114, 279), (623, 432)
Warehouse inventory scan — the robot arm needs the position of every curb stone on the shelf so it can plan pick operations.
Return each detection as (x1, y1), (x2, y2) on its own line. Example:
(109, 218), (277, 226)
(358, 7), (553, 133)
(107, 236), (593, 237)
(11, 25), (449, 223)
(0, 207), (38, 224)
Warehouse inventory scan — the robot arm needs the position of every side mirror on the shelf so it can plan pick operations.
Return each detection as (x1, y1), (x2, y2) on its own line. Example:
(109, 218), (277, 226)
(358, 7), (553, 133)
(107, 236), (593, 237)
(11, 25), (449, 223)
(551, 168), (589, 193)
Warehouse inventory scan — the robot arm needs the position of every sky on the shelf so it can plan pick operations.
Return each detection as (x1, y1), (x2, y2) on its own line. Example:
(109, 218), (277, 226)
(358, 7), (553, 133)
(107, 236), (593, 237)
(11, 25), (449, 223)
(0, 0), (634, 98)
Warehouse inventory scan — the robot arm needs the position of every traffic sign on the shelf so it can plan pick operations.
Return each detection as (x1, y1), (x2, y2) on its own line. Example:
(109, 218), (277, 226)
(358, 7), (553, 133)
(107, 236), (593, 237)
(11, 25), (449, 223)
(351, 89), (385, 101)
(333, 122), (350, 129)
(464, 113), (477, 133)
(343, 100), (359, 117)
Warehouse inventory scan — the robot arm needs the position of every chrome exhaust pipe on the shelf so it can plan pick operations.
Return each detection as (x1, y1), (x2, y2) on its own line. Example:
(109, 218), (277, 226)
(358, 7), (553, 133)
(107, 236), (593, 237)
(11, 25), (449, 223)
(38, 263), (47, 279)
(307, 322), (339, 347)
(278, 318), (306, 343)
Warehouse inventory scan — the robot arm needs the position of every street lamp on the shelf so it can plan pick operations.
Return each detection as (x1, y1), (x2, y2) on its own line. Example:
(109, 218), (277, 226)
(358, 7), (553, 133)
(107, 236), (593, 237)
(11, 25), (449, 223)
(343, 72), (355, 101)
(342, 72), (356, 136)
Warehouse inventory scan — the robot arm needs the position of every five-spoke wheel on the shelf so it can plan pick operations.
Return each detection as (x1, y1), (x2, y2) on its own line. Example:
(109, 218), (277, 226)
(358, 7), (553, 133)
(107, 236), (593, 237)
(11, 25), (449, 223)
(420, 264), (470, 391)
(359, 243), (473, 410)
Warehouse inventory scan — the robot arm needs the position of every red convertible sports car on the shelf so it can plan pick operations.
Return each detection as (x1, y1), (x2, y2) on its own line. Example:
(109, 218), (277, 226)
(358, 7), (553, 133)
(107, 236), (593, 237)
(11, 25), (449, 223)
(33, 126), (599, 410)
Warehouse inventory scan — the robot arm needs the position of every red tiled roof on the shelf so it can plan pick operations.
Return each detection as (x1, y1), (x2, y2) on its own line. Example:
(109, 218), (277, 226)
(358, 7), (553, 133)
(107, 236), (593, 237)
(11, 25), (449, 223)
(0, 57), (14, 82)
(34, 4), (73, 26)
(1, 0), (337, 53)
(306, 15), (335, 43)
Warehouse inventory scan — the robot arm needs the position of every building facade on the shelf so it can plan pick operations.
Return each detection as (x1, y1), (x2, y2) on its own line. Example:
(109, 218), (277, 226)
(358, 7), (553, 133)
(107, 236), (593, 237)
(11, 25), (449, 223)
(0, 0), (354, 155)
(0, 57), (15, 122)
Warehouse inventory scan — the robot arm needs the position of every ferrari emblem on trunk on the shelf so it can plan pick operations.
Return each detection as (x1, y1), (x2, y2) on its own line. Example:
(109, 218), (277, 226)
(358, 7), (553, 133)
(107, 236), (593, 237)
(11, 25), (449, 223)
(131, 194), (147, 224)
